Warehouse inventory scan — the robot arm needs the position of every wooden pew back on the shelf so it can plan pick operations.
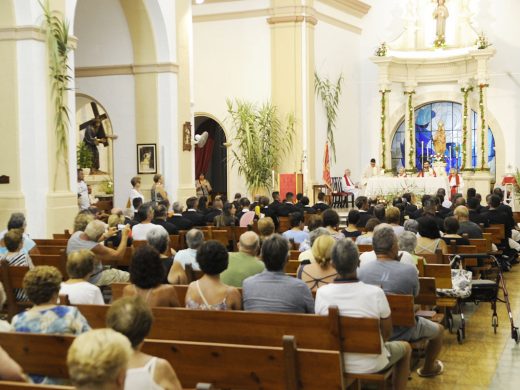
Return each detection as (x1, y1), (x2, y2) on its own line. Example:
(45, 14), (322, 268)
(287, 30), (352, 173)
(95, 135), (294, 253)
(385, 294), (415, 327)
(34, 239), (68, 247)
(76, 304), (381, 354)
(0, 332), (344, 390)
(0, 261), (30, 320)
(30, 254), (68, 278)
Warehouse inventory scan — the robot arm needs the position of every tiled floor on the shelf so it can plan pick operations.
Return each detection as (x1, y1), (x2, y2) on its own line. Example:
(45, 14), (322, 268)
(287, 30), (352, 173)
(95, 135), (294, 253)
(406, 265), (520, 389)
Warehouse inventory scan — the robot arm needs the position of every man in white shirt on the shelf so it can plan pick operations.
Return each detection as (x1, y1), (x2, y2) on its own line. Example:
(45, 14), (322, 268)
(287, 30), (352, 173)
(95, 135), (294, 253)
(77, 169), (90, 210)
(417, 161), (436, 178)
(362, 158), (381, 186)
(131, 203), (158, 240)
(341, 169), (360, 199)
(315, 239), (411, 389)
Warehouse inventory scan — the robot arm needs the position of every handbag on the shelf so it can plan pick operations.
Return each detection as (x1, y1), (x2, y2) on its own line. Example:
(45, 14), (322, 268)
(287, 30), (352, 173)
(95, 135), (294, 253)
(436, 261), (472, 299)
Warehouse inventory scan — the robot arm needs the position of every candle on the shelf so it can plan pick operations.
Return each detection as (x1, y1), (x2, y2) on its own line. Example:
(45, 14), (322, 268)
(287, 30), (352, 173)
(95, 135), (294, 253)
(421, 141), (424, 163)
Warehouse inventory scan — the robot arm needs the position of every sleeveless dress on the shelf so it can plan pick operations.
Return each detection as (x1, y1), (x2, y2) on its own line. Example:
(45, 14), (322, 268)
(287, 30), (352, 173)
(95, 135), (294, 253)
(125, 357), (163, 390)
(185, 281), (228, 310)
(297, 265), (337, 291)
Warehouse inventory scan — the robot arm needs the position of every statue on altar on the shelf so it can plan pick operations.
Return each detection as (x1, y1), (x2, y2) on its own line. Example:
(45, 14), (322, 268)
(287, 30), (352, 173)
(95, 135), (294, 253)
(433, 121), (447, 156)
(433, 0), (449, 44)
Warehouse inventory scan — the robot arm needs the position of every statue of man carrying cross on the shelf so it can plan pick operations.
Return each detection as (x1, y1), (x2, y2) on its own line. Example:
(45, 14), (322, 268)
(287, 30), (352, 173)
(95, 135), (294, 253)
(80, 102), (117, 175)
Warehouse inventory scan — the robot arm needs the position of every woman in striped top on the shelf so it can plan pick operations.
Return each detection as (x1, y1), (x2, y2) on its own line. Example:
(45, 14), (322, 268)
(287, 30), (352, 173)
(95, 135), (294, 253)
(0, 229), (34, 301)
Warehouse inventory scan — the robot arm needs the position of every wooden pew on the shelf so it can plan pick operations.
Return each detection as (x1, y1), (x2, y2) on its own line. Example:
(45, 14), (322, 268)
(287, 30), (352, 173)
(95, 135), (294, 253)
(52, 233), (71, 240)
(0, 261), (31, 320)
(357, 244), (373, 253)
(34, 239), (68, 247)
(278, 216), (290, 233)
(0, 382), (73, 390)
(385, 294), (415, 327)
(169, 234), (181, 251)
(36, 246), (66, 255)
(0, 332), (347, 390)
(132, 240), (147, 248)
(30, 253), (68, 278)
(284, 260), (300, 275)
(289, 250), (300, 260)
(110, 284), (221, 307)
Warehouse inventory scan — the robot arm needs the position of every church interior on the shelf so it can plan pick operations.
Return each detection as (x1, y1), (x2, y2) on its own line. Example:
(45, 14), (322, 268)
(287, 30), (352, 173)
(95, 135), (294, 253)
(1, 0), (520, 389)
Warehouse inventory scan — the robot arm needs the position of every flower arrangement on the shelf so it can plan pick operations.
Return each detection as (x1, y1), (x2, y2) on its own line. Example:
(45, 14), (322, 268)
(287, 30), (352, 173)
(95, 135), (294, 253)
(430, 153), (446, 163)
(476, 32), (492, 50)
(375, 42), (387, 57)
(404, 90), (415, 170)
(99, 179), (114, 195)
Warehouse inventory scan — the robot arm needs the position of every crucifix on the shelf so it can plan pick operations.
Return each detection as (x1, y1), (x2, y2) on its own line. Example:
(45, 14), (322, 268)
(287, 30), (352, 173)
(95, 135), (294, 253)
(79, 102), (117, 174)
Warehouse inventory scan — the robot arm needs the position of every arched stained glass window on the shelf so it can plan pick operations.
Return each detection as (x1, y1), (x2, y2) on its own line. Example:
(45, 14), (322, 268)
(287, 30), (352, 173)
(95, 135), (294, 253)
(391, 101), (495, 176)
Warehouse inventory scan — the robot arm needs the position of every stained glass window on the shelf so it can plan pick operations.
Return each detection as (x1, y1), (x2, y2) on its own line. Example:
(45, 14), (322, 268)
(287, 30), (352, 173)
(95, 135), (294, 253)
(391, 101), (495, 176)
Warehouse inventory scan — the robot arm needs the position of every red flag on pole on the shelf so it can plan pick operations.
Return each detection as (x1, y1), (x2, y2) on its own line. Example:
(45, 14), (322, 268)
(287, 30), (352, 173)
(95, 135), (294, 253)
(323, 142), (332, 189)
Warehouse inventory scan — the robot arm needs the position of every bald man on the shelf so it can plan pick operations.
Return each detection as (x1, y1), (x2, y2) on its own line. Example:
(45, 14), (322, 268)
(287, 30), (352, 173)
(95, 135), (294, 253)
(221, 231), (265, 287)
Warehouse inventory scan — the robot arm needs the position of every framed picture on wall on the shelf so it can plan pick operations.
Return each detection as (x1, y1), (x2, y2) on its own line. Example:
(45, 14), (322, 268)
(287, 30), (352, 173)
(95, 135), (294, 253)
(137, 144), (157, 174)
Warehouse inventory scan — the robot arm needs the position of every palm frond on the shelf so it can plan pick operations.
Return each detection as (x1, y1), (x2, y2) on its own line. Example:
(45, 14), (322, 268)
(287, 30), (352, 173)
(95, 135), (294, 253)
(314, 72), (343, 163)
(40, 0), (72, 190)
(227, 99), (295, 194)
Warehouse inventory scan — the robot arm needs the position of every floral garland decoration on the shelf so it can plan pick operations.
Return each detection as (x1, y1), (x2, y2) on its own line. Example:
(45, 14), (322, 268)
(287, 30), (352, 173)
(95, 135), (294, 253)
(460, 86), (473, 170)
(478, 84), (489, 169)
(380, 89), (390, 170)
(404, 90), (416, 170)
(375, 42), (387, 57)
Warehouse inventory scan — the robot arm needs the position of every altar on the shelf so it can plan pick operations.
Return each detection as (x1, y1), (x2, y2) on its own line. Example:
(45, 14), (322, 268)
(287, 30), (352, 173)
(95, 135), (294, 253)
(365, 177), (449, 198)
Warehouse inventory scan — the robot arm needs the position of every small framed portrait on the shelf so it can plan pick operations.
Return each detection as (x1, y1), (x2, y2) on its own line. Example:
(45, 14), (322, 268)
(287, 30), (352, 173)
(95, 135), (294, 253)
(137, 144), (157, 174)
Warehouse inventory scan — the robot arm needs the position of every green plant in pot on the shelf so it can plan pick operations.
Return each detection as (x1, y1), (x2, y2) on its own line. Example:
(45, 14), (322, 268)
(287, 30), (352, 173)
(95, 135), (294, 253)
(77, 142), (93, 173)
(227, 99), (295, 195)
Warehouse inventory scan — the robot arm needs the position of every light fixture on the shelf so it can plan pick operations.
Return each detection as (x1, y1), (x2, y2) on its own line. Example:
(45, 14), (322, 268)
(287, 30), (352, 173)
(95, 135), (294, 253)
(195, 0), (205, 4)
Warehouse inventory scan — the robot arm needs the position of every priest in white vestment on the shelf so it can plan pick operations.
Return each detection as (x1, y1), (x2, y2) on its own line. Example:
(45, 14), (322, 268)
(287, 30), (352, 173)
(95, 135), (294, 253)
(341, 169), (361, 198)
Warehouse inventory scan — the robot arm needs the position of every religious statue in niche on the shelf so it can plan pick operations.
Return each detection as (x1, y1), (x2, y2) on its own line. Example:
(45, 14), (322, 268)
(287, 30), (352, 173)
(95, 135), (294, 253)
(183, 122), (192, 151)
(433, 121), (447, 156)
(433, 0), (449, 46)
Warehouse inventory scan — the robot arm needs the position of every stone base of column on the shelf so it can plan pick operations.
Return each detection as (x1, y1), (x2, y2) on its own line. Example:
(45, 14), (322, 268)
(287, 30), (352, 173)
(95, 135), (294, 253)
(46, 192), (79, 239)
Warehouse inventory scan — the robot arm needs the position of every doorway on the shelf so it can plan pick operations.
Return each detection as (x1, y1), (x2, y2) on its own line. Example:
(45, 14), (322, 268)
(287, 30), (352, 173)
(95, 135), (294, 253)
(194, 116), (228, 201)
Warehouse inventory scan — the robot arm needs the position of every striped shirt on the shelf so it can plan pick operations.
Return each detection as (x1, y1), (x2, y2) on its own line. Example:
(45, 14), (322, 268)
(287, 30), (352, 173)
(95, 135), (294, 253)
(0, 251), (34, 301)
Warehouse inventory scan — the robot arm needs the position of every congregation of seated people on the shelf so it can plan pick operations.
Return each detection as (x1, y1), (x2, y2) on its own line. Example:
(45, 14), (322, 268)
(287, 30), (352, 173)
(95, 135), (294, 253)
(1, 184), (520, 389)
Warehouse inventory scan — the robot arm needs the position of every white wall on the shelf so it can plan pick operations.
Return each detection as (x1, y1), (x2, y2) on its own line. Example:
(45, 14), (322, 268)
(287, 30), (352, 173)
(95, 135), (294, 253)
(75, 76), (136, 208)
(74, 0), (133, 66)
(359, 0), (520, 178)
(193, 16), (271, 197)
(314, 21), (362, 181)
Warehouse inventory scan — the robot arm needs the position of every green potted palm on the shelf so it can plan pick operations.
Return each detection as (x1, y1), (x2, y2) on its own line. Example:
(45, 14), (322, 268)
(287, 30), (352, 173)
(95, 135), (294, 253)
(227, 99), (294, 196)
(76, 142), (93, 175)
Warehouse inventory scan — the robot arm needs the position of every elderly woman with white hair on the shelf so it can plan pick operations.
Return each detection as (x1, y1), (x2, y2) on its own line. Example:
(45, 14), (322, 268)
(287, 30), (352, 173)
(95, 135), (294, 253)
(67, 328), (132, 390)
(398, 231), (421, 265)
(146, 226), (187, 284)
(66, 220), (130, 286)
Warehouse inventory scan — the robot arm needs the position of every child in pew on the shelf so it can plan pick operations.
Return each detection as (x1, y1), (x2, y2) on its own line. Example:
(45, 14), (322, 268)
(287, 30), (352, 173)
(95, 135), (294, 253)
(185, 240), (242, 310)
(11, 266), (91, 385)
(107, 296), (183, 390)
(59, 250), (105, 305)
(67, 328), (132, 390)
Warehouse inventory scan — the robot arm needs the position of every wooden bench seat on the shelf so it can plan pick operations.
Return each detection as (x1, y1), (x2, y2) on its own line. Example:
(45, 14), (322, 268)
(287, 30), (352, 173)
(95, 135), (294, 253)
(0, 332), (349, 390)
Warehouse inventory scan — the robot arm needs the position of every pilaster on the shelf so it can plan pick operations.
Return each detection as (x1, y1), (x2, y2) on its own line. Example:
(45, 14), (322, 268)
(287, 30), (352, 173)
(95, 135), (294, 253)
(269, 0), (316, 189)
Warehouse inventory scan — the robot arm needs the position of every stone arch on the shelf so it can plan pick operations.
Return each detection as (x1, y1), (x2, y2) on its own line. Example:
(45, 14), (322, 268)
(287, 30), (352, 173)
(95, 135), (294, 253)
(388, 92), (505, 180)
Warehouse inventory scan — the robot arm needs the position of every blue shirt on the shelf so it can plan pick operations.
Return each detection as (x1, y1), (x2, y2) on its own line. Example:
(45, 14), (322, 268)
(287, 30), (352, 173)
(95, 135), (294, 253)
(243, 270), (315, 313)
